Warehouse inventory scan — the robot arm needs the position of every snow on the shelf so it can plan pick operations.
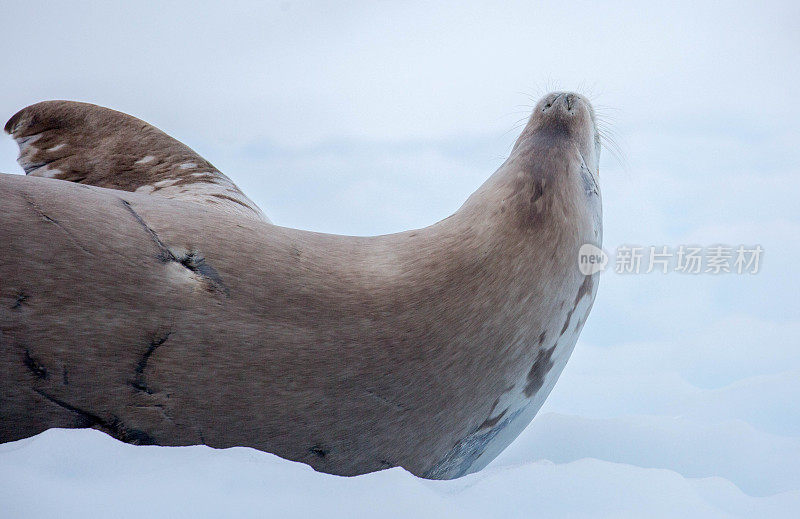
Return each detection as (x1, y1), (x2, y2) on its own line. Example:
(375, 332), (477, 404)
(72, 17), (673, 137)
(0, 427), (795, 519)
(2, 335), (798, 518)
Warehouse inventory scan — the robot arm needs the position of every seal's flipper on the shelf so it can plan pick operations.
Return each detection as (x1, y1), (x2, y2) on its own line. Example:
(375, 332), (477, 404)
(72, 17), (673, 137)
(4, 101), (267, 221)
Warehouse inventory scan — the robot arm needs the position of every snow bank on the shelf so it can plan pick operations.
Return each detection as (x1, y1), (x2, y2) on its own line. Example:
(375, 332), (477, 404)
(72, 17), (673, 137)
(1, 427), (797, 519)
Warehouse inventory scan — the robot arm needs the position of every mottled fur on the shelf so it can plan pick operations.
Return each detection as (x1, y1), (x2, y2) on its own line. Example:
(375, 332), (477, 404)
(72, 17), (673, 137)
(4, 101), (265, 220)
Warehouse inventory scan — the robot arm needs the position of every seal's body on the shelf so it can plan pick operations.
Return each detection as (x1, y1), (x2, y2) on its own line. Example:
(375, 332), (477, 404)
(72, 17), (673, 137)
(0, 93), (601, 479)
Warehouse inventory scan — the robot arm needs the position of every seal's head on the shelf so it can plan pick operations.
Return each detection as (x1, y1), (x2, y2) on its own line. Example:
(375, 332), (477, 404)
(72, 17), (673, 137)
(488, 92), (601, 234)
(513, 91), (600, 175)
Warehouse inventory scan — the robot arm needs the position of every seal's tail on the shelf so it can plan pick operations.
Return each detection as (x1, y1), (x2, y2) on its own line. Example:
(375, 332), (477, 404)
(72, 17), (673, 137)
(5, 101), (267, 221)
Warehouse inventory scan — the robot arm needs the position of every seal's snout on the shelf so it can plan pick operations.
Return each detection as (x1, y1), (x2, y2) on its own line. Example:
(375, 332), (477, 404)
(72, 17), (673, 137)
(540, 92), (584, 116)
(512, 91), (601, 178)
(516, 91), (597, 147)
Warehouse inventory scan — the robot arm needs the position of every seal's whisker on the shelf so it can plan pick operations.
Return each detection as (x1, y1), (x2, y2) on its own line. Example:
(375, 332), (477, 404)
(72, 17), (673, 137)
(596, 124), (620, 138)
(593, 110), (619, 126)
(583, 82), (605, 101)
(598, 132), (628, 170)
(576, 81), (602, 101)
(508, 114), (530, 125)
(598, 126), (621, 143)
(505, 110), (534, 117)
(598, 125), (623, 144)
(502, 120), (530, 138)
(593, 104), (621, 112)
(594, 109), (618, 120)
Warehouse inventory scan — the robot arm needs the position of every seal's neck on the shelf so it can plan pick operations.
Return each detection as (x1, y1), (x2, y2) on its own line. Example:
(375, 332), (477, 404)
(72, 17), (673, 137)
(451, 138), (588, 242)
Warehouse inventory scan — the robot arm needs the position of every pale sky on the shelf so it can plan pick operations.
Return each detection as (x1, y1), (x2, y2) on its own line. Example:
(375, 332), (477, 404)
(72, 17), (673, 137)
(1, 0), (797, 391)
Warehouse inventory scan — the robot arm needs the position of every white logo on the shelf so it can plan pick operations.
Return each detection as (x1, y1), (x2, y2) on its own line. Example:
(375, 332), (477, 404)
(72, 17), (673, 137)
(578, 244), (608, 275)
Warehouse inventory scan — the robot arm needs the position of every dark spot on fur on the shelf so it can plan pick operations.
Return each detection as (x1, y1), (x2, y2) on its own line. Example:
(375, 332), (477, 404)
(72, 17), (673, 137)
(130, 381), (150, 393)
(106, 418), (156, 445)
(21, 192), (94, 256)
(527, 179), (547, 225)
(209, 193), (253, 209)
(576, 274), (594, 303)
(136, 332), (170, 375)
(120, 199), (173, 258)
(364, 388), (405, 411)
(11, 291), (28, 309)
(479, 408), (508, 430)
(424, 407), (524, 479)
(62, 367), (69, 385)
(158, 174), (218, 190)
(580, 163), (599, 197)
(488, 397), (500, 414)
(560, 307), (576, 336)
(130, 332), (171, 394)
(23, 349), (47, 379)
(310, 445), (329, 458)
(173, 251), (229, 295)
(523, 346), (556, 397)
(121, 201), (229, 295)
(35, 387), (158, 445)
(126, 429), (156, 445)
(34, 388), (99, 428)
(530, 179), (544, 203)
(560, 275), (595, 337)
(574, 317), (585, 332)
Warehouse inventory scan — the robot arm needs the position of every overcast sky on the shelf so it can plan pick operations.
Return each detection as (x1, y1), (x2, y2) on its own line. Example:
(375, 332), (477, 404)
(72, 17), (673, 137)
(1, 1), (797, 397)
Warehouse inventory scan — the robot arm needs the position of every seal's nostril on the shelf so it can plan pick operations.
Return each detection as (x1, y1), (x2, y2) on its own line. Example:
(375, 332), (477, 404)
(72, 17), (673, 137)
(565, 94), (574, 111)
